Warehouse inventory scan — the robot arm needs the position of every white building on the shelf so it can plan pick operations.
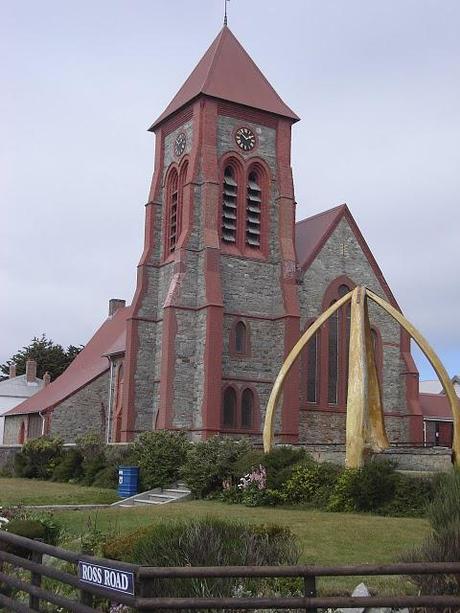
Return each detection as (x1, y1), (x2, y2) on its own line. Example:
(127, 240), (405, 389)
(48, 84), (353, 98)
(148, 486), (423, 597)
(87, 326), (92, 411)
(0, 361), (47, 444)
(419, 375), (460, 396)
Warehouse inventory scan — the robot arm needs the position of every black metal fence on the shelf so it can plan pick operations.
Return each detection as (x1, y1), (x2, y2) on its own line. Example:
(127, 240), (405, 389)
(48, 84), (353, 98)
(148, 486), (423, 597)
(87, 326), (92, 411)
(1, 530), (460, 611)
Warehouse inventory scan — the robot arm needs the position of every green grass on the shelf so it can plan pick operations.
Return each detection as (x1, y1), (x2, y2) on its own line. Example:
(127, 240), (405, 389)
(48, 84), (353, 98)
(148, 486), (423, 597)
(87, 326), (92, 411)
(0, 478), (118, 505)
(54, 500), (430, 595)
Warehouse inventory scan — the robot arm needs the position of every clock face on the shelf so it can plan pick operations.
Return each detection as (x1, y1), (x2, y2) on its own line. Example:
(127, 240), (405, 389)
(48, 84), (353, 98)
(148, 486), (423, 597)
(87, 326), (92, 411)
(174, 132), (186, 157)
(235, 127), (256, 152)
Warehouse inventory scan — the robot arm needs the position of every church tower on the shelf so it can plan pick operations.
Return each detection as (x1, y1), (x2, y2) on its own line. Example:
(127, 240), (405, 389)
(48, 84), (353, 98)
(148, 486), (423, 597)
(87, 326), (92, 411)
(119, 26), (302, 442)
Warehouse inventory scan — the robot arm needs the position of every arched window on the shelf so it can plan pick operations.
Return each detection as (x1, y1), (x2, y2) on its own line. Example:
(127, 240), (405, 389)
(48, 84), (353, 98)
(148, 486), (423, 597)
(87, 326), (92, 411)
(338, 284), (351, 399)
(306, 329), (319, 403)
(241, 388), (253, 428)
(246, 170), (261, 248)
(167, 168), (179, 253)
(222, 165), (238, 243)
(222, 387), (237, 427)
(235, 321), (247, 354)
(113, 363), (124, 442)
(327, 304), (339, 404)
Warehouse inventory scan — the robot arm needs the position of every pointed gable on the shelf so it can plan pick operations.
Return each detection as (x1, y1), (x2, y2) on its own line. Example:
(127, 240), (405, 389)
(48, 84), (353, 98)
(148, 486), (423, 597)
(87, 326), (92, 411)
(295, 204), (399, 309)
(150, 26), (299, 130)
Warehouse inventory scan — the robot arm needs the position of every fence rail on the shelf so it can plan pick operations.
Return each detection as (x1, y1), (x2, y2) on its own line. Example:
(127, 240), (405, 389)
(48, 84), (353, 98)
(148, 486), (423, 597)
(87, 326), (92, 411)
(1, 530), (460, 611)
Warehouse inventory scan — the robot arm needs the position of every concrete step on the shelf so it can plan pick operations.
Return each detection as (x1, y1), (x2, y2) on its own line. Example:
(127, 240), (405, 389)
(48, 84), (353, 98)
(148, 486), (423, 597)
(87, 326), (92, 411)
(111, 481), (191, 508)
(134, 498), (169, 505)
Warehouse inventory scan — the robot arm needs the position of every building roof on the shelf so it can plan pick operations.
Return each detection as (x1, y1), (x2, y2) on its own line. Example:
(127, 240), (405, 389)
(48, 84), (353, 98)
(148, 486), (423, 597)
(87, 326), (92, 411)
(295, 204), (399, 309)
(420, 377), (460, 395)
(420, 392), (453, 420)
(150, 26), (299, 129)
(5, 306), (132, 417)
(0, 374), (44, 399)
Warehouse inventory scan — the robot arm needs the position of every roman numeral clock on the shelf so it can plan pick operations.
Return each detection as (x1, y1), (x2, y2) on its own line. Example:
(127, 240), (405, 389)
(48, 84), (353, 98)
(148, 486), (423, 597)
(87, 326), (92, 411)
(235, 127), (256, 152)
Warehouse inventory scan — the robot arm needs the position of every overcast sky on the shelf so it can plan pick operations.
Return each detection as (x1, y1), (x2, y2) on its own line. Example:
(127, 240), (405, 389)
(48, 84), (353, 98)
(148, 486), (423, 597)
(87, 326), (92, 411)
(1, 0), (459, 380)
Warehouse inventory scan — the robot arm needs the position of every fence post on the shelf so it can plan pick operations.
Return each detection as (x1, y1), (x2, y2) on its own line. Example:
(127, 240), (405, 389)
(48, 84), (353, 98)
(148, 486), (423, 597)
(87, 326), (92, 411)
(303, 573), (317, 613)
(29, 540), (43, 610)
(79, 551), (94, 608)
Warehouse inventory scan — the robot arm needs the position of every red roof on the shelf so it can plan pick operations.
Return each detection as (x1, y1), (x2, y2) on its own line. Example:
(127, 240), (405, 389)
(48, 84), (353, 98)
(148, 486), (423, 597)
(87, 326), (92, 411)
(5, 306), (132, 416)
(150, 26), (299, 129)
(420, 392), (453, 420)
(295, 204), (399, 309)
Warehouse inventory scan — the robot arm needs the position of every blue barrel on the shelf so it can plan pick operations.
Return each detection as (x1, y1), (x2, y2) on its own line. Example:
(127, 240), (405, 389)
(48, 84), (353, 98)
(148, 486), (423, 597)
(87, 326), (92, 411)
(118, 466), (140, 498)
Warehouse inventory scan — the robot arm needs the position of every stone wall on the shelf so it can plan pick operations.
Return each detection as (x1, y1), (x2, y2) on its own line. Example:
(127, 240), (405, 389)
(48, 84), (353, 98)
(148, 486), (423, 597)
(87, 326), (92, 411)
(297, 217), (410, 443)
(0, 445), (21, 469)
(50, 372), (110, 443)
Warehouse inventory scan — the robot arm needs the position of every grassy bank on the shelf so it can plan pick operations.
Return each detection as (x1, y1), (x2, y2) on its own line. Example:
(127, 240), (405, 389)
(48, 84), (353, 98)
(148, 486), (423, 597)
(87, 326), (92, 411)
(0, 478), (118, 505)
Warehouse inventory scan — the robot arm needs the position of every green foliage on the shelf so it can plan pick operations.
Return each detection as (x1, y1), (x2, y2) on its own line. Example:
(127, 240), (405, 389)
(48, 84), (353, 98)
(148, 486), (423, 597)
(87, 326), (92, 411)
(328, 460), (398, 513)
(284, 461), (342, 508)
(0, 333), (83, 380)
(380, 473), (434, 517)
(181, 437), (251, 497)
(133, 431), (190, 490)
(5, 519), (47, 558)
(428, 469), (460, 534)
(76, 432), (107, 485)
(103, 517), (300, 599)
(52, 447), (83, 482)
(14, 436), (63, 480)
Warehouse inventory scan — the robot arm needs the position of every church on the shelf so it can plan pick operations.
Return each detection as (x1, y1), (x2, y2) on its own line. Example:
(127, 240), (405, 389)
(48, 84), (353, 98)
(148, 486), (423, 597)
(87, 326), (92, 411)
(5, 25), (436, 448)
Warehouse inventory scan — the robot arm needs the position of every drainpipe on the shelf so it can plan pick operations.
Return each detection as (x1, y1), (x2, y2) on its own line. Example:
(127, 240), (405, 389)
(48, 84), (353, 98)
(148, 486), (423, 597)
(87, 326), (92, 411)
(423, 420), (427, 447)
(39, 411), (45, 436)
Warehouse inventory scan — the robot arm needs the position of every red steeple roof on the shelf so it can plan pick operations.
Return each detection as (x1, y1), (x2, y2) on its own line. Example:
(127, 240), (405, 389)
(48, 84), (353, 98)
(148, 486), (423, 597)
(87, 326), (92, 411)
(150, 26), (299, 130)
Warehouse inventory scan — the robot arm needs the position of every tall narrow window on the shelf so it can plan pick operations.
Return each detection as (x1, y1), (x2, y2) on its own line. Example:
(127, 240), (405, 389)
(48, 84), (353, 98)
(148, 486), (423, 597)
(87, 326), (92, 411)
(222, 165), (237, 243)
(223, 387), (236, 427)
(306, 331), (318, 403)
(241, 388), (254, 428)
(246, 171), (261, 248)
(328, 305), (338, 404)
(338, 284), (351, 399)
(235, 321), (247, 354)
(167, 169), (179, 253)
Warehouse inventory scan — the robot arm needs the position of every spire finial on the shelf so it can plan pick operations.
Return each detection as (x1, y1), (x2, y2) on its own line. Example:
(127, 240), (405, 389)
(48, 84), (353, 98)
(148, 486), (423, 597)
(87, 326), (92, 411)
(224, 0), (230, 26)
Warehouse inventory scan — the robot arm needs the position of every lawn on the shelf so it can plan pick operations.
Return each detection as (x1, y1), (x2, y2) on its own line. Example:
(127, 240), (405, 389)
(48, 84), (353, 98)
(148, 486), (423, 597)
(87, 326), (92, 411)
(0, 478), (118, 505)
(54, 500), (430, 595)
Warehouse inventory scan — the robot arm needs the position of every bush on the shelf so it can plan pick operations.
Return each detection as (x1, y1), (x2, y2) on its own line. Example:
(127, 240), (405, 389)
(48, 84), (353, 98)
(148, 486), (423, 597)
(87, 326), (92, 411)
(380, 473), (434, 517)
(14, 437), (63, 480)
(283, 461), (342, 508)
(181, 437), (251, 497)
(233, 446), (309, 491)
(103, 517), (300, 599)
(5, 519), (47, 558)
(133, 431), (190, 490)
(428, 469), (460, 533)
(52, 447), (83, 482)
(77, 433), (107, 485)
(328, 460), (398, 513)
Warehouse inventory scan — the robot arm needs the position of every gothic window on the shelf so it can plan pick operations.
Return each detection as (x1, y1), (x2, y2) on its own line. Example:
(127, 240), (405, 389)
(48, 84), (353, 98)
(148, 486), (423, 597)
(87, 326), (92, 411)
(306, 329), (318, 403)
(339, 284), (351, 398)
(327, 304), (339, 404)
(167, 169), (179, 253)
(223, 387), (237, 427)
(246, 170), (261, 248)
(235, 321), (247, 354)
(222, 165), (238, 243)
(113, 363), (124, 443)
(241, 388), (253, 428)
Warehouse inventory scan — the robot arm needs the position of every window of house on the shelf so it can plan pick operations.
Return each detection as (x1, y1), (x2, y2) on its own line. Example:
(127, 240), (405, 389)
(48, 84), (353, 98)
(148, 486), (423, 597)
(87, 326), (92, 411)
(167, 169), (179, 253)
(241, 388), (253, 428)
(306, 330), (318, 403)
(222, 165), (238, 243)
(328, 304), (339, 404)
(246, 170), (261, 248)
(223, 387), (237, 427)
(235, 321), (247, 354)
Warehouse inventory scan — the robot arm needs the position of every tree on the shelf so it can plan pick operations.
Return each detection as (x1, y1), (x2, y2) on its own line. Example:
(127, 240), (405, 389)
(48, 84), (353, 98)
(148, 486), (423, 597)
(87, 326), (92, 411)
(1, 334), (83, 381)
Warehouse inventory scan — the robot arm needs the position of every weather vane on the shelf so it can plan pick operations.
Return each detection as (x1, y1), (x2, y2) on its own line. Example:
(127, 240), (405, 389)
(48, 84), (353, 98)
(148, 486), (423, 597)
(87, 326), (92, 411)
(224, 0), (230, 26)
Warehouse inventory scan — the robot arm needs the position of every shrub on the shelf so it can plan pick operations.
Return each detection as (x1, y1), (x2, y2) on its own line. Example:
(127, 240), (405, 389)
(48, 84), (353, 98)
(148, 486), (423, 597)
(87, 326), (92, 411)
(262, 447), (310, 490)
(52, 447), (83, 482)
(428, 469), (460, 533)
(133, 431), (190, 490)
(14, 436), (63, 480)
(77, 432), (107, 485)
(103, 517), (300, 599)
(328, 460), (398, 513)
(283, 461), (342, 508)
(181, 437), (251, 497)
(380, 473), (434, 517)
(5, 519), (47, 558)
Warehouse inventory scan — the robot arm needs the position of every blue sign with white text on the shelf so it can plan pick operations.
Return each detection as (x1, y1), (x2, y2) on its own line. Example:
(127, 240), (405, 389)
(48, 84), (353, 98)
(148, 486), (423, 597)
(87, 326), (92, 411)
(78, 561), (135, 596)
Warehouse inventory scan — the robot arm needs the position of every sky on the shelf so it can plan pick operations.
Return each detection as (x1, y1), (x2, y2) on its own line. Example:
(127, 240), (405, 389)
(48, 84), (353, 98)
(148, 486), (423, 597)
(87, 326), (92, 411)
(1, 0), (459, 380)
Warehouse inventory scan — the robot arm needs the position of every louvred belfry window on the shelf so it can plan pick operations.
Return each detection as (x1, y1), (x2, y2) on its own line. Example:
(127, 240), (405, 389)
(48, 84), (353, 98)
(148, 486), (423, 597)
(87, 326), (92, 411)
(246, 171), (261, 248)
(168, 169), (179, 253)
(222, 165), (238, 243)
